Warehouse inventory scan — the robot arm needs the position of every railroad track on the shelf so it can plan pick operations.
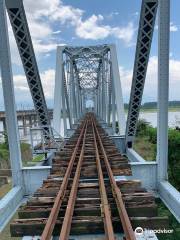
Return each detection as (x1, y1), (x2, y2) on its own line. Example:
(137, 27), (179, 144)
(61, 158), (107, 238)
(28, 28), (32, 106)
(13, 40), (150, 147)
(10, 114), (169, 239)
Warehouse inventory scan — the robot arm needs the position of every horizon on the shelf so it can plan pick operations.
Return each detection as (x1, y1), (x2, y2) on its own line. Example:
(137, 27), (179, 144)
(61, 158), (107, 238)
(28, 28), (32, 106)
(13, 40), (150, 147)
(0, 0), (180, 107)
(1, 100), (180, 111)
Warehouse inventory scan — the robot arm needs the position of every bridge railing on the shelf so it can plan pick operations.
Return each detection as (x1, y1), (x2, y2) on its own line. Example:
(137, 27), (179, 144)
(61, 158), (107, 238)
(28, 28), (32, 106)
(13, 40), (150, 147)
(30, 125), (64, 154)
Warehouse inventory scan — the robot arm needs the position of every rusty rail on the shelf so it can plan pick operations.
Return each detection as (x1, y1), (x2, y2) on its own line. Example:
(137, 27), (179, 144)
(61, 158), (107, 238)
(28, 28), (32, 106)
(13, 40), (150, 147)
(41, 118), (88, 240)
(92, 117), (136, 240)
(59, 118), (88, 239)
(41, 114), (135, 240)
(92, 119), (115, 240)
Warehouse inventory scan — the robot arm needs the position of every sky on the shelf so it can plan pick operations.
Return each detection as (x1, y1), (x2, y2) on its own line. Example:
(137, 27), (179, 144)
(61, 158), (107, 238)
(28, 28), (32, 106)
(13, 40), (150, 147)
(0, 0), (180, 109)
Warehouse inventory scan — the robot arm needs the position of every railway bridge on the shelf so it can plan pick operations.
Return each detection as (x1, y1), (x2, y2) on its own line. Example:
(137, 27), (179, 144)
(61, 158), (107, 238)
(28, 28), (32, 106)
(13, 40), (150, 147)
(0, 0), (180, 239)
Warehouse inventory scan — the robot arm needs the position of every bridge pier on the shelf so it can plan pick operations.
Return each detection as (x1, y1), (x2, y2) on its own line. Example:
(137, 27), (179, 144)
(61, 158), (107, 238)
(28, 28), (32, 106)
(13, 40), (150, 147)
(29, 115), (33, 128)
(33, 114), (37, 126)
(2, 118), (7, 132)
(22, 116), (28, 136)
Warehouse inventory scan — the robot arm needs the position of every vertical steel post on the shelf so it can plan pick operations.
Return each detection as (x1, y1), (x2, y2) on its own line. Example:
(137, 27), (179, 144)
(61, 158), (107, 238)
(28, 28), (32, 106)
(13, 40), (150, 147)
(98, 88), (100, 117)
(97, 89), (99, 117)
(69, 64), (73, 123)
(108, 64), (112, 126)
(97, 69), (100, 118)
(79, 89), (82, 117)
(112, 77), (116, 133)
(110, 44), (126, 135)
(83, 93), (86, 113)
(102, 58), (106, 121)
(70, 60), (77, 122)
(76, 87), (80, 120)
(62, 77), (67, 137)
(100, 82), (103, 119)
(63, 68), (72, 129)
(0, 0), (22, 186)
(94, 92), (98, 115)
(100, 68), (103, 120)
(157, 0), (170, 181)
(53, 46), (64, 134)
(80, 93), (83, 116)
(75, 74), (80, 120)
(105, 59), (109, 123)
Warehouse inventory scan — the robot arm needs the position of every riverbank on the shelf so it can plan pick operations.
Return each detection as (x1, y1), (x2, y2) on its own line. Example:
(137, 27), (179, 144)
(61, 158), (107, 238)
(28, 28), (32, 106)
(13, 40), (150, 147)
(133, 119), (180, 191)
(133, 120), (180, 239)
(124, 107), (180, 113)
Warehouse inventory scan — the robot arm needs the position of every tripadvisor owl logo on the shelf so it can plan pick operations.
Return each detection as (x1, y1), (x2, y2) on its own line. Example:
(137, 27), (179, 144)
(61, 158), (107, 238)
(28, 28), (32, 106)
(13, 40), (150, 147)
(135, 227), (144, 236)
(134, 227), (174, 236)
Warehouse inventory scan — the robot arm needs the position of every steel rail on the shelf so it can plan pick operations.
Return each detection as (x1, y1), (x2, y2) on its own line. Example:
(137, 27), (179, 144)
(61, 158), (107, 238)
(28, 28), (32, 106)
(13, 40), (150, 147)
(91, 118), (116, 240)
(59, 117), (89, 240)
(41, 118), (88, 240)
(92, 117), (136, 240)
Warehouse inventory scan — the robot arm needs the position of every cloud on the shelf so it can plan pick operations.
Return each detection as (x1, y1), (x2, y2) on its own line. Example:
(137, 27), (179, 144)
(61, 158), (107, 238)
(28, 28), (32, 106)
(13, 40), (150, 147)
(40, 69), (55, 99)
(12, 69), (55, 100)
(23, 0), (60, 19)
(111, 22), (136, 46)
(105, 12), (119, 20)
(155, 22), (178, 32)
(76, 15), (110, 40)
(53, 30), (62, 34)
(0, 69), (55, 107)
(7, 0), (65, 65)
(170, 22), (178, 32)
(6, 0), (137, 68)
(75, 14), (136, 45)
(1, 56), (180, 108)
(120, 56), (180, 102)
(8, 20), (21, 66)
(50, 4), (83, 25)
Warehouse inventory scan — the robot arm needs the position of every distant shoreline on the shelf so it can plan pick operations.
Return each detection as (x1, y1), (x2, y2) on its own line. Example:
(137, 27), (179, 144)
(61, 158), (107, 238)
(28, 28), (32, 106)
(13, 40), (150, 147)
(140, 107), (180, 113)
(124, 107), (180, 113)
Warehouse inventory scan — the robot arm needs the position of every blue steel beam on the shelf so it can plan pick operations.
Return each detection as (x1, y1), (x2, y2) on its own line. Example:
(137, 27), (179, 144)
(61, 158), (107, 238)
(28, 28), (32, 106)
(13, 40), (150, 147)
(6, 0), (50, 127)
(125, 0), (158, 147)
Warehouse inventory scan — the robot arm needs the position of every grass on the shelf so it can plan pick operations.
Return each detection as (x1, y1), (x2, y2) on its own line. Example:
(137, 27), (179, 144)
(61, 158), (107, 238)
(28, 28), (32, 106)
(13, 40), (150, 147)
(133, 136), (156, 161)
(133, 133), (180, 239)
(0, 211), (20, 240)
(0, 179), (12, 199)
(156, 198), (180, 240)
(32, 154), (45, 162)
(22, 154), (45, 167)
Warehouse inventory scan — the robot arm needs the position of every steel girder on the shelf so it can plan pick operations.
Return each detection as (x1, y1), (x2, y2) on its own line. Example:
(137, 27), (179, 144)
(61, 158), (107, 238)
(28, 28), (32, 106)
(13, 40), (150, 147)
(64, 45), (109, 90)
(53, 46), (64, 134)
(125, 0), (158, 146)
(6, 0), (50, 126)
(54, 44), (122, 134)
(110, 44), (126, 135)
(63, 68), (72, 129)
(62, 45), (110, 123)
(0, 0), (22, 186)
(107, 63), (112, 126)
(157, 0), (170, 181)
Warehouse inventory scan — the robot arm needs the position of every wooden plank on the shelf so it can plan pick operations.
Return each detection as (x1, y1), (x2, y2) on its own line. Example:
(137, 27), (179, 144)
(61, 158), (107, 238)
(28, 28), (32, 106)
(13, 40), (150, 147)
(0, 169), (12, 176)
(18, 203), (158, 218)
(27, 193), (154, 207)
(10, 216), (169, 237)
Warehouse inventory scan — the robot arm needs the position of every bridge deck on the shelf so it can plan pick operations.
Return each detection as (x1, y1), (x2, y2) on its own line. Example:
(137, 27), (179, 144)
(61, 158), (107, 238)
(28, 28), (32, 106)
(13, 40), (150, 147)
(10, 114), (168, 239)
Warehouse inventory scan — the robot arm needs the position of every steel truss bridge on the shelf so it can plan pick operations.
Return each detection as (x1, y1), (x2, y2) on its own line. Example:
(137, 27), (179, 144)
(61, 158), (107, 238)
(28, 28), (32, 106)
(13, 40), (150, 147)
(0, 0), (179, 239)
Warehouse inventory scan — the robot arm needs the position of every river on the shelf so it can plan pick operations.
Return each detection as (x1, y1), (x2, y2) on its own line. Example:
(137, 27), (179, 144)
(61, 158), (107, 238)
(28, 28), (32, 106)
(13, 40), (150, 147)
(138, 111), (180, 128)
(0, 111), (180, 143)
